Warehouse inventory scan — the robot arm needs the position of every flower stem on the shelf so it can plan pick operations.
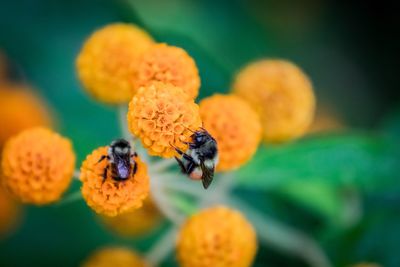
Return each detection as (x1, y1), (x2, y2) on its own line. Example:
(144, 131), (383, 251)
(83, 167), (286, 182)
(145, 226), (178, 266)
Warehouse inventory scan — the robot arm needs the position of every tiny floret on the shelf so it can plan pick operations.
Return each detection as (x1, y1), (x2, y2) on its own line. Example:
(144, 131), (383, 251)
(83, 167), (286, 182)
(82, 247), (148, 267)
(177, 206), (257, 267)
(1, 127), (75, 205)
(134, 43), (200, 99)
(80, 146), (150, 217)
(199, 94), (261, 171)
(76, 23), (154, 104)
(232, 59), (315, 143)
(127, 82), (202, 158)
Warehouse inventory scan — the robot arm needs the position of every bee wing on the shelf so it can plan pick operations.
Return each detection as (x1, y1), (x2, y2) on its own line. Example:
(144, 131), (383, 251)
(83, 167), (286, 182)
(200, 160), (214, 189)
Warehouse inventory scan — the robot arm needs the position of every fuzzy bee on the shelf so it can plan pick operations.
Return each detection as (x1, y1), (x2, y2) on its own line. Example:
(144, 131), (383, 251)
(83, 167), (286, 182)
(97, 139), (138, 183)
(173, 128), (218, 189)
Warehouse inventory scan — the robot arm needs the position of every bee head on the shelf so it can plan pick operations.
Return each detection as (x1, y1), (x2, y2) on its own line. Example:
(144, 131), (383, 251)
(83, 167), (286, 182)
(192, 129), (213, 145)
(110, 139), (131, 155)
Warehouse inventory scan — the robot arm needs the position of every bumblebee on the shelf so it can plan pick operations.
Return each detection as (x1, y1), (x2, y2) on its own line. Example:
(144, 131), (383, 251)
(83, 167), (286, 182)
(97, 139), (137, 182)
(174, 128), (218, 189)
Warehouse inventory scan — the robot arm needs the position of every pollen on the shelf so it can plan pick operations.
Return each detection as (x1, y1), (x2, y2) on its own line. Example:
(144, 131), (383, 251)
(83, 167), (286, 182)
(127, 82), (202, 158)
(133, 43), (200, 99)
(80, 146), (150, 217)
(0, 82), (52, 146)
(177, 206), (257, 267)
(76, 23), (154, 104)
(100, 196), (162, 237)
(199, 94), (261, 171)
(0, 185), (22, 237)
(1, 127), (75, 205)
(82, 247), (148, 267)
(232, 59), (315, 143)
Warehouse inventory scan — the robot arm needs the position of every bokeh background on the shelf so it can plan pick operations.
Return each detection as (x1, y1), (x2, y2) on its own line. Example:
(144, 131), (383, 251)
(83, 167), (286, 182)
(0, 0), (399, 266)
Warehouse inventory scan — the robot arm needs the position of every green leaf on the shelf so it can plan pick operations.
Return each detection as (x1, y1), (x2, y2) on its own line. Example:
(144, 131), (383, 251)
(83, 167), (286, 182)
(236, 133), (400, 192)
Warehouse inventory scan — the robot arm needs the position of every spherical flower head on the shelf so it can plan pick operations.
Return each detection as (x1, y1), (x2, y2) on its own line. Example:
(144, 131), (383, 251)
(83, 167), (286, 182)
(232, 59), (316, 143)
(76, 23), (154, 104)
(80, 146), (150, 217)
(0, 83), (52, 146)
(0, 184), (22, 237)
(134, 43), (200, 99)
(82, 247), (148, 267)
(1, 127), (75, 205)
(127, 82), (202, 158)
(100, 196), (162, 237)
(177, 206), (257, 267)
(199, 94), (261, 171)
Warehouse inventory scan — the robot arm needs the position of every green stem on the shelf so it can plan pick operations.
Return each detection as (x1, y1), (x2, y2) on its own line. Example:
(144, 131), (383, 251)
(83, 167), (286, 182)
(145, 226), (178, 266)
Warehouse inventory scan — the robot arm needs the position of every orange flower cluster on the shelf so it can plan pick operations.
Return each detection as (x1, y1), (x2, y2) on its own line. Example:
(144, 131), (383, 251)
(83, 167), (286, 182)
(1, 127), (75, 205)
(100, 196), (162, 237)
(199, 94), (261, 171)
(0, 83), (52, 146)
(177, 206), (257, 267)
(127, 82), (202, 158)
(76, 23), (154, 104)
(232, 59), (315, 143)
(134, 43), (200, 99)
(82, 247), (148, 267)
(80, 146), (150, 217)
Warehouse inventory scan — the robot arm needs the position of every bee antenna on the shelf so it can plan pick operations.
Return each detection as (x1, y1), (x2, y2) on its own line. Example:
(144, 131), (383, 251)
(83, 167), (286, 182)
(179, 123), (196, 133)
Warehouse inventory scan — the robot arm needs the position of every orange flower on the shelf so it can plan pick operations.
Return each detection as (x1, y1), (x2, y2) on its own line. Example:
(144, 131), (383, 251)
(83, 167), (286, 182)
(134, 43), (200, 99)
(0, 82), (52, 146)
(1, 127), (75, 205)
(100, 196), (162, 237)
(232, 59), (315, 143)
(76, 23), (154, 104)
(0, 185), (22, 237)
(177, 206), (257, 267)
(127, 82), (202, 158)
(199, 94), (261, 171)
(82, 247), (148, 267)
(80, 146), (150, 217)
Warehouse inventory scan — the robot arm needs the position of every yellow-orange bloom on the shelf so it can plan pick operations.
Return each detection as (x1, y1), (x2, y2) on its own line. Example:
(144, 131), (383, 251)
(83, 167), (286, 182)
(127, 82), (202, 158)
(134, 43), (200, 99)
(1, 127), (75, 205)
(80, 146), (150, 217)
(0, 185), (22, 237)
(82, 247), (148, 267)
(0, 83), (52, 146)
(177, 206), (257, 267)
(76, 23), (154, 104)
(232, 59), (315, 143)
(100, 196), (162, 237)
(199, 94), (261, 171)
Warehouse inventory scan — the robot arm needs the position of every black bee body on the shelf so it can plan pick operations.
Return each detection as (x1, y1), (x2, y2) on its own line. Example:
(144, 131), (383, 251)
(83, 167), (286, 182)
(98, 139), (137, 182)
(174, 128), (218, 189)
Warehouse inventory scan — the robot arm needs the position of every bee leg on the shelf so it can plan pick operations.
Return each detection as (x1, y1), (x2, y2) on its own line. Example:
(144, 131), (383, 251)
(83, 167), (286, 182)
(102, 165), (109, 184)
(174, 156), (186, 173)
(97, 155), (110, 164)
(132, 162), (138, 176)
(132, 152), (138, 157)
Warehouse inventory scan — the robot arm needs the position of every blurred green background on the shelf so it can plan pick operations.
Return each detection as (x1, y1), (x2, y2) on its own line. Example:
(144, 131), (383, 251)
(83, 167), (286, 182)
(0, 0), (399, 266)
